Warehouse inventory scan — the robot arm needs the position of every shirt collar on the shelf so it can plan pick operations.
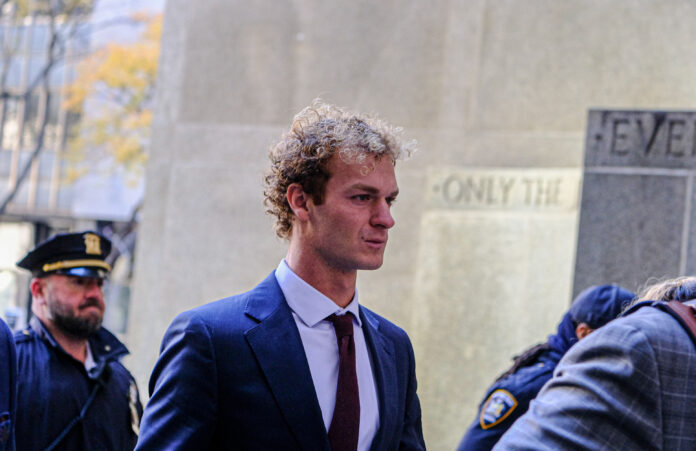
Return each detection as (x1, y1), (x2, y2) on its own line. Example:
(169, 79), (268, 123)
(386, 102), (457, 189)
(84, 342), (97, 372)
(29, 316), (130, 364)
(275, 259), (362, 328)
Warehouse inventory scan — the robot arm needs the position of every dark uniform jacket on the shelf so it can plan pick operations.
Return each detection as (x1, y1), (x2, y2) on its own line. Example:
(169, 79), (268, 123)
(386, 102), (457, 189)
(0, 318), (16, 451)
(14, 317), (142, 451)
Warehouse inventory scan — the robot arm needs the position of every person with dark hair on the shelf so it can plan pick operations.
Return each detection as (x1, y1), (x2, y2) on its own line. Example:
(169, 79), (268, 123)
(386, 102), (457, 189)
(14, 231), (141, 451)
(495, 276), (696, 450)
(0, 317), (16, 451)
(458, 284), (635, 451)
(136, 100), (425, 450)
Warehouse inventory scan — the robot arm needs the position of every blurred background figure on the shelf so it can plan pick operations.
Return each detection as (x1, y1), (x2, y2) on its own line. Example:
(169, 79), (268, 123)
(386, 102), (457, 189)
(0, 316), (16, 451)
(458, 284), (635, 451)
(13, 231), (141, 451)
(494, 276), (696, 450)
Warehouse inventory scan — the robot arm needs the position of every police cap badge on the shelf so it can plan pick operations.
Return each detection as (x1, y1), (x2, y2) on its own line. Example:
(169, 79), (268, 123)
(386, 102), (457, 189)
(16, 231), (112, 279)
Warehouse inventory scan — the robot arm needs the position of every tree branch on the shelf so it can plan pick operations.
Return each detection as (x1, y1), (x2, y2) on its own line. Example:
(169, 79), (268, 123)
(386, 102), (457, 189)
(0, 2), (59, 215)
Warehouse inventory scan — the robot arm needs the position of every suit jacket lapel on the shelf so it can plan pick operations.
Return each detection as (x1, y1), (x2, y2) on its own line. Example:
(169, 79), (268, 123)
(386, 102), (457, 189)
(361, 308), (398, 451)
(244, 273), (329, 451)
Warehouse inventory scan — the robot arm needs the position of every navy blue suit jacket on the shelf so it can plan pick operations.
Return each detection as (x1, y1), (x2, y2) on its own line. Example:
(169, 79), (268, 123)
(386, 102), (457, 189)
(136, 273), (424, 450)
(0, 318), (15, 451)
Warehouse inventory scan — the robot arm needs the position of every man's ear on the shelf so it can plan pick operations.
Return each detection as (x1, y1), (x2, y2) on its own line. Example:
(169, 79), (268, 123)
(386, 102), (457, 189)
(286, 183), (310, 222)
(30, 278), (45, 302)
(575, 322), (594, 340)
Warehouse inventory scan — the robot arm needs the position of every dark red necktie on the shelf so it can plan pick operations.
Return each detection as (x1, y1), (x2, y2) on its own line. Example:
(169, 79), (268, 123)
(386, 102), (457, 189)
(327, 313), (360, 451)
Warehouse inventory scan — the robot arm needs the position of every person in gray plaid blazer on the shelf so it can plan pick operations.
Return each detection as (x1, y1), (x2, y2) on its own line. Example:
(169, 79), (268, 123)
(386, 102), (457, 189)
(494, 276), (696, 450)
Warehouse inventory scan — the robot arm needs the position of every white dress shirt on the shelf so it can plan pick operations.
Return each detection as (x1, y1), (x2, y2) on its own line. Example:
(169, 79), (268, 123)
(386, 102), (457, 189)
(275, 259), (379, 451)
(84, 342), (96, 372)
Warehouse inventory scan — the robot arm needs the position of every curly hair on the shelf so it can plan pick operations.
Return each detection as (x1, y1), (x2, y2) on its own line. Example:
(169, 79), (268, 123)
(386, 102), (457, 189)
(263, 99), (416, 239)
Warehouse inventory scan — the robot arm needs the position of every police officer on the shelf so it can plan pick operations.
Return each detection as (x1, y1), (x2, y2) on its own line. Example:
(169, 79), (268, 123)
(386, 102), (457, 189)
(457, 284), (635, 451)
(0, 317), (16, 451)
(14, 231), (141, 450)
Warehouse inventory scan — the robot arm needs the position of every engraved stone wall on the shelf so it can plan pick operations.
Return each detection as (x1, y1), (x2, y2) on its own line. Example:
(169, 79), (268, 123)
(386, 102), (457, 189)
(574, 111), (696, 296)
(414, 168), (580, 447)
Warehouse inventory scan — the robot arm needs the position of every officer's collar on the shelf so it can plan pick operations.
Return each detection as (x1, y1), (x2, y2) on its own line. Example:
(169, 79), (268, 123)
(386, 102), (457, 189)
(621, 299), (696, 317)
(30, 316), (129, 363)
(620, 300), (657, 317)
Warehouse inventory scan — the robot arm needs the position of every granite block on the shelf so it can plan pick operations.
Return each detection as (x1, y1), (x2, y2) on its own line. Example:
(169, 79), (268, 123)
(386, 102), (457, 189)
(573, 173), (685, 296)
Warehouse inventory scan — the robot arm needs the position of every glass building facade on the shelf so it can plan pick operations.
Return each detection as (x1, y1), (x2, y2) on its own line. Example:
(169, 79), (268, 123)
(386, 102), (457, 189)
(0, 3), (144, 334)
(0, 12), (91, 216)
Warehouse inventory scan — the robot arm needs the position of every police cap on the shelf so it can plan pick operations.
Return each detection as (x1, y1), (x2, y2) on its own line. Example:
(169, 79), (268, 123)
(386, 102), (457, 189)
(569, 284), (635, 329)
(16, 231), (112, 279)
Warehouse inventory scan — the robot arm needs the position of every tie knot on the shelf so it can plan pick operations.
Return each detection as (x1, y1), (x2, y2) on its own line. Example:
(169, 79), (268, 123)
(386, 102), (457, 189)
(328, 313), (354, 338)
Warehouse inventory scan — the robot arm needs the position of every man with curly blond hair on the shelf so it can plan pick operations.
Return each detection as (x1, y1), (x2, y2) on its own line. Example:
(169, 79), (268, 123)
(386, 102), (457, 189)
(136, 100), (425, 451)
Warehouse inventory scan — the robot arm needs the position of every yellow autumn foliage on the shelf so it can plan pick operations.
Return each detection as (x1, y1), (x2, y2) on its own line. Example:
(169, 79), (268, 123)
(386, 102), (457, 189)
(64, 12), (161, 182)
(13, 0), (92, 19)
(63, 166), (88, 184)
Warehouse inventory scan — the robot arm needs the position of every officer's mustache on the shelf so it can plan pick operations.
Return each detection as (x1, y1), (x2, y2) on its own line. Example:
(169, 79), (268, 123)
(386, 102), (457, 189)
(80, 298), (103, 310)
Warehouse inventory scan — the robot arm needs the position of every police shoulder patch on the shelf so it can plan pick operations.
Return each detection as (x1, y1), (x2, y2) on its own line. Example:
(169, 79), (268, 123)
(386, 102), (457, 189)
(479, 389), (518, 430)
